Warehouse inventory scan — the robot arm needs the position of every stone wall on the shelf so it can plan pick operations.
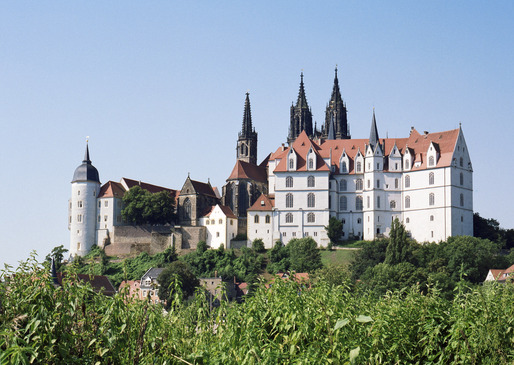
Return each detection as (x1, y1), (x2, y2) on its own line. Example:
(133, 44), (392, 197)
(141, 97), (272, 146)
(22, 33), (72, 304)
(175, 226), (206, 250)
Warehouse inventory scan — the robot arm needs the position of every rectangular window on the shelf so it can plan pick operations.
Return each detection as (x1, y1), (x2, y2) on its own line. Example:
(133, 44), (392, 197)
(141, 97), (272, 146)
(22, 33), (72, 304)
(78, 201), (83, 208)
(314, 232), (317, 236)
(98, 201), (101, 208)
(377, 196), (381, 208)
(105, 201), (108, 207)
(292, 232), (296, 237)
(216, 232), (220, 237)
(69, 216), (72, 223)
(104, 215), (108, 222)
(98, 215), (101, 222)
(376, 180), (380, 188)
(77, 214), (82, 222)
(78, 190), (80, 196)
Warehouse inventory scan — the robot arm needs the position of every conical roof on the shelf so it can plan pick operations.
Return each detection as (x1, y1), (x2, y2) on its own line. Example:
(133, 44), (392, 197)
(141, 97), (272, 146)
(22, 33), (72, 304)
(72, 143), (100, 183)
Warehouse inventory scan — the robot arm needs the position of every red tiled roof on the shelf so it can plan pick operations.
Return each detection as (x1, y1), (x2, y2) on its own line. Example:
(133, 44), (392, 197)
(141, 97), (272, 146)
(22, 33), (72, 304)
(248, 193), (275, 211)
(98, 181), (126, 198)
(274, 131), (330, 173)
(489, 269), (505, 280)
(122, 177), (178, 196)
(227, 160), (267, 182)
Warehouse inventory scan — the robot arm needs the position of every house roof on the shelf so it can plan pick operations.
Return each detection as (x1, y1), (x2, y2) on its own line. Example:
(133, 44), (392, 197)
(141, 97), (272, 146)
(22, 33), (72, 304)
(56, 272), (116, 296)
(202, 204), (237, 219)
(98, 181), (126, 198)
(274, 131), (330, 173)
(227, 159), (267, 182)
(122, 177), (177, 194)
(190, 179), (217, 198)
(247, 193), (275, 211)
(141, 267), (165, 281)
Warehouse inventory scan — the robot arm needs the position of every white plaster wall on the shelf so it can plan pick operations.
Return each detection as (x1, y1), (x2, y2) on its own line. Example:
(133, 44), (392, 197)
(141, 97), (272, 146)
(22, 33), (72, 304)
(69, 181), (100, 257)
(200, 206), (237, 249)
(247, 210), (274, 249)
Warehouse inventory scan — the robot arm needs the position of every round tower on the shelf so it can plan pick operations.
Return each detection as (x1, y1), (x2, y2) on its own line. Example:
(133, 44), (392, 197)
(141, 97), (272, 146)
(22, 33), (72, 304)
(69, 142), (100, 257)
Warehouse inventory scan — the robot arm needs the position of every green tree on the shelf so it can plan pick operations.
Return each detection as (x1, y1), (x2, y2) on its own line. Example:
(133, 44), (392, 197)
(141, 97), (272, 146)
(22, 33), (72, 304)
(325, 216), (343, 248)
(252, 238), (265, 253)
(157, 261), (199, 307)
(385, 218), (412, 265)
(349, 239), (388, 280)
(287, 237), (323, 273)
(121, 186), (175, 225)
(268, 241), (290, 274)
(45, 245), (68, 271)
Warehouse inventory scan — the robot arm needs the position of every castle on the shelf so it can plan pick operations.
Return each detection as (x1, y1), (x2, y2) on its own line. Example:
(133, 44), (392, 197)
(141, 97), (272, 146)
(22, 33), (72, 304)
(69, 68), (473, 256)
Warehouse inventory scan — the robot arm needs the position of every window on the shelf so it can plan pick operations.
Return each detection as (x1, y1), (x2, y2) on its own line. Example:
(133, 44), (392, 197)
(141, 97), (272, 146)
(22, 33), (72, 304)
(292, 232), (296, 237)
(314, 232), (318, 236)
(405, 175), (411, 188)
(460, 157), (463, 167)
(395, 163), (398, 170)
(430, 215), (434, 221)
(219, 219), (223, 224)
(77, 214), (82, 223)
(356, 196), (363, 211)
(307, 193), (315, 208)
(254, 215), (259, 223)
(357, 218), (362, 224)
(307, 176), (315, 187)
(460, 193), (464, 207)
(286, 176), (293, 188)
(367, 180), (370, 189)
(395, 178), (399, 189)
(69, 216), (72, 223)
(377, 196), (381, 208)
(265, 215), (271, 223)
(339, 196), (347, 211)
(377, 163), (380, 169)
(98, 201), (101, 208)
(390, 200), (396, 209)
(356, 161), (362, 173)
(286, 213), (293, 223)
(460, 172), (464, 186)
(309, 158), (314, 169)
(461, 215), (464, 222)
(105, 201), (108, 207)
(406, 218), (410, 223)
(230, 220), (233, 225)
(183, 198), (192, 220)
(77, 242), (81, 250)
(216, 232), (220, 237)
(78, 190), (80, 196)
(339, 180), (347, 191)
(405, 196), (410, 209)
(97, 215), (101, 222)
(368, 163), (370, 170)
(429, 172), (434, 185)
(367, 196), (370, 208)
(429, 193), (435, 206)
(104, 215), (108, 222)
(405, 159), (410, 170)
(307, 213), (315, 223)
(429, 156), (435, 167)
(341, 161), (347, 173)
(377, 179), (380, 188)
(206, 220), (210, 225)
(356, 179), (363, 191)
(211, 219), (215, 225)
(289, 159), (294, 169)
(286, 193), (293, 208)
(77, 201), (83, 208)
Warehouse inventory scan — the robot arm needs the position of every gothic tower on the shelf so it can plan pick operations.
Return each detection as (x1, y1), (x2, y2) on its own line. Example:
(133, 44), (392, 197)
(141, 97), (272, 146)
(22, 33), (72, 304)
(69, 142), (101, 257)
(323, 67), (350, 139)
(237, 92), (258, 165)
(288, 72), (313, 144)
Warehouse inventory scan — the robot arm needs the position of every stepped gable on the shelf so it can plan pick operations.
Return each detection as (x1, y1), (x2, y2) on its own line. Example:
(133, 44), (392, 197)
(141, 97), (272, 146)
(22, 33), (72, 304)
(274, 131), (330, 173)
(227, 159), (267, 183)
(98, 181), (126, 198)
(247, 193), (275, 211)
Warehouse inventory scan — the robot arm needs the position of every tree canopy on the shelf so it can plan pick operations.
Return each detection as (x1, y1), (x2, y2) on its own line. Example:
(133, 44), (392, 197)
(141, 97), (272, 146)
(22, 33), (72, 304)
(157, 261), (199, 307)
(325, 216), (343, 247)
(121, 186), (176, 225)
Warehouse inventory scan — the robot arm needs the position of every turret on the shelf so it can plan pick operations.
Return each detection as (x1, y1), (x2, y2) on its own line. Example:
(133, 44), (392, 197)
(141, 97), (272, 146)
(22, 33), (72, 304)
(69, 141), (101, 257)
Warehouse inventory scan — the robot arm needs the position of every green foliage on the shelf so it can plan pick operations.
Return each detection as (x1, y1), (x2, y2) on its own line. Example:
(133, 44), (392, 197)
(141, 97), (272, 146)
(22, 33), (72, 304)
(474, 212), (514, 249)
(385, 218), (412, 265)
(287, 237), (323, 273)
(121, 186), (175, 225)
(325, 216), (343, 246)
(196, 240), (208, 254)
(268, 241), (290, 274)
(157, 261), (199, 307)
(349, 239), (388, 280)
(44, 245), (68, 271)
(251, 238), (265, 253)
(3, 255), (514, 364)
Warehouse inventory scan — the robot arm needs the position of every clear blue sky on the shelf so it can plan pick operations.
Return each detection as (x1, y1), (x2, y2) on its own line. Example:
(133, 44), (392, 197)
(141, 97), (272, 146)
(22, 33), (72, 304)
(1, 1), (513, 268)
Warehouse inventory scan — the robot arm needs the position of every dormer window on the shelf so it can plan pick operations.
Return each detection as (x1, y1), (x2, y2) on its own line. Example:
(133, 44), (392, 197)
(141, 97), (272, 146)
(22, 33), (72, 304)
(405, 159), (410, 170)
(356, 162), (362, 173)
(341, 161), (347, 173)
(309, 158), (314, 169)
(289, 159), (294, 169)
(429, 156), (435, 167)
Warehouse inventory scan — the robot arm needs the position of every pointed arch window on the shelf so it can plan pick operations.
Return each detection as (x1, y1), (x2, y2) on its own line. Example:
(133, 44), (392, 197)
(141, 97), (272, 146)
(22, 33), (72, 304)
(356, 179), (363, 191)
(265, 215), (271, 224)
(307, 176), (315, 187)
(285, 213), (293, 223)
(429, 172), (434, 185)
(289, 158), (294, 170)
(307, 193), (315, 208)
(356, 161), (362, 173)
(339, 196), (347, 211)
(405, 195), (411, 209)
(308, 158), (314, 169)
(183, 198), (192, 220)
(377, 196), (381, 208)
(460, 157), (463, 167)
(286, 176), (293, 188)
(390, 200), (396, 209)
(460, 193), (464, 207)
(307, 212), (315, 223)
(356, 196), (363, 211)
(286, 193), (293, 208)
(339, 179), (347, 191)
(405, 159), (410, 170)
(254, 215), (259, 223)
(429, 156), (435, 167)
(341, 161), (348, 173)
(405, 175), (410, 188)
(429, 193), (435, 206)
(460, 172), (464, 186)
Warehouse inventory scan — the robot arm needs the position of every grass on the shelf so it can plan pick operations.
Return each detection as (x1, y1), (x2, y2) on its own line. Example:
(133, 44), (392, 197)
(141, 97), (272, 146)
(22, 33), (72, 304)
(320, 249), (358, 268)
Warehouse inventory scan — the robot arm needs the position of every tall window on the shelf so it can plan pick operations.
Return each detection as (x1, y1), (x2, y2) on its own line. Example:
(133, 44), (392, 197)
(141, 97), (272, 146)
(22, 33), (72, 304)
(289, 159), (294, 169)
(429, 172), (434, 185)
(376, 179), (380, 188)
(367, 196), (370, 208)
(183, 198), (192, 220)
(367, 180), (370, 189)
(339, 179), (347, 191)
(356, 161), (362, 173)
(307, 213), (315, 223)
(460, 157), (463, 167)
(341, 161), (347, 173)
(285, 213), (293, 223)
(405, 175), (410, 188)
(460, 193), (464, 207)
(405, 195), (410, 209)
(356, 196), (363, 211)
(390, 200), (396, 209)
(460, 172), (464, 186)
(307, 193), (315, 208)
(429, 156), (435, 167)
(265, 215), (271, 223)
(286, 176), (293, 188)
(356, 179), (363, 191)
(377, 196), (381, 208)
(307, 176), (315, 187)
(339, 196), (347, 211)
(254, 215), (259, 223)
(309, 158), (314, 169)
(286, 193), (293, 208)
(405, 159), (410, 170)
(429, 193), (435, 206)
(395, 178), (399, 189)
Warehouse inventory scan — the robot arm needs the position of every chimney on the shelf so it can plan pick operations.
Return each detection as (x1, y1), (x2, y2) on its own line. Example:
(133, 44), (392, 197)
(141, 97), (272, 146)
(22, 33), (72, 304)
(281, 143), (285, 151)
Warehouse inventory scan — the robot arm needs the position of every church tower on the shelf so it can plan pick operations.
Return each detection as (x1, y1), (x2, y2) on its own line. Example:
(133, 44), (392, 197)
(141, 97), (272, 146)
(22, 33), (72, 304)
(69, 142), (101, 257)
(237, 92), (258, 165)
(288, 72), (313, 144)
(323, 67), (350, 139)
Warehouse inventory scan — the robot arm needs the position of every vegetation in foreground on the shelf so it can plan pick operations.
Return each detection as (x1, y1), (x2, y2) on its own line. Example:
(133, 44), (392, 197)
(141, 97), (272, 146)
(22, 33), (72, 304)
(1, 255), (514, 364)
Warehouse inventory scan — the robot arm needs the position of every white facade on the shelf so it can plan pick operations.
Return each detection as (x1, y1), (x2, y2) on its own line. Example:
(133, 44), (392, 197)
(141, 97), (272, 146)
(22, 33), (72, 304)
(69, 181), (100, 256)
(199, 204), (238, 249)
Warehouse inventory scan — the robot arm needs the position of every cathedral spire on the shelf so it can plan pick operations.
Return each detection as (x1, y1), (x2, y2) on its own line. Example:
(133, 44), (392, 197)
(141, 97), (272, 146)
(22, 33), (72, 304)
(369, 108), (379, 147)
(323, 67), (350, 139)
(288, 72), (313, 144)
(297, 72), (309, 108)
(241, 92), (253, 137)
(237, 93), (258, 165)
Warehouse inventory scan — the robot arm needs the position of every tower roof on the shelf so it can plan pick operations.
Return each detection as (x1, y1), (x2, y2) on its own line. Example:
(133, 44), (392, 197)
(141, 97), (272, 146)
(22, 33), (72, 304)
(72, 142), (100, 183)
(241, 92), (253, 137)
(296, 72), (309, 109)
(330, 66), (343, 105)
(369, 109), (379, 147)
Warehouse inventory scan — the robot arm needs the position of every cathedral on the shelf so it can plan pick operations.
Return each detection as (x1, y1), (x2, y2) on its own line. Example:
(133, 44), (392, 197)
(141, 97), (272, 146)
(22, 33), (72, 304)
(69, 68), (473, 256)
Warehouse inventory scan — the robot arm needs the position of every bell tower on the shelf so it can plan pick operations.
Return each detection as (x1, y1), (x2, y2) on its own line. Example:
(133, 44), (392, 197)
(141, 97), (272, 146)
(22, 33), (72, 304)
(323, 66), (350, 139)
(237, 92), (258, 165)
(288, 72), (313, 144)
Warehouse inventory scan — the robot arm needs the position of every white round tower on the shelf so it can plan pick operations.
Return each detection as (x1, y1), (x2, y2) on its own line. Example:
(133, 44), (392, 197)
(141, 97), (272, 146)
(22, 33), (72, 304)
(69, 142), (101, 257)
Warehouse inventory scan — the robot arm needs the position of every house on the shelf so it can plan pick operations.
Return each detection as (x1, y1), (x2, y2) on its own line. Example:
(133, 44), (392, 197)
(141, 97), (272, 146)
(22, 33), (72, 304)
(485, 264), (514, 283)
(199, 204), (238, 249)
(247, 193), (275, 249)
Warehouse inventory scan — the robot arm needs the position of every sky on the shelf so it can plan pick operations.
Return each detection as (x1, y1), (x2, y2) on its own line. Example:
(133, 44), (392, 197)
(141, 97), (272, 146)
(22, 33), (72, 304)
(1, 1), (513, 269)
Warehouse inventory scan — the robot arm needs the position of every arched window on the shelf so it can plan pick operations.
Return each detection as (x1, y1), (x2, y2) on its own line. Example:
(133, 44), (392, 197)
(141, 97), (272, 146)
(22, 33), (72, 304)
(429, 193), (435, 206)
(285, 213), (293, 223)
(339, 196), (347, 211)
(219, 219), (223, 224)
(183, 198), (192, 220)
(356, 179), (363, 191)
(356, 161), (362, 173)
(405, 175), (410, 188)
(289, 158), (294, 169)
(286, 176), (293, 188)
(307, 213), (315, 223)
(339, 179), (347, 191)
(429, 172), (434, 185)
(390, 200), (396, 209)
(254, 215), (259, 223)
(460, 172), (464, 186)
(395, 178), (399, 189)
(265, 215), (271, 224)
(341, 161), (347, 173)
(356, 196), (363, 211)
(460, 193), (464, 207)
(309, 158), (314, 169)
(460, 157), (463, 167)
(405, 196), (410, 209)
(429, 156), (434, 167)
(430, 215), (434, 221)
(307, 176), (315, 187)
(406, 217), (410, 223)
(307, 193), (315, 208)
(286, 193), (293, 208)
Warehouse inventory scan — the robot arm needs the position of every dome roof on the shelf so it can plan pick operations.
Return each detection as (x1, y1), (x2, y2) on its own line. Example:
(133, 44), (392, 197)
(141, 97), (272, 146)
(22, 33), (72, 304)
(72, 144), (100, 183)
